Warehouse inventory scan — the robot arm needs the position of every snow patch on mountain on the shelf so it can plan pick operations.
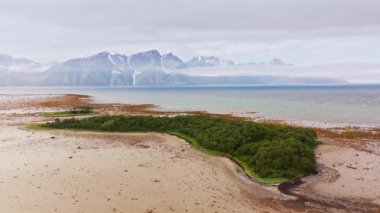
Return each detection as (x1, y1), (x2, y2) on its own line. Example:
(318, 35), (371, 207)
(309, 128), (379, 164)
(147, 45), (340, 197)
(132, 70), (141, 85)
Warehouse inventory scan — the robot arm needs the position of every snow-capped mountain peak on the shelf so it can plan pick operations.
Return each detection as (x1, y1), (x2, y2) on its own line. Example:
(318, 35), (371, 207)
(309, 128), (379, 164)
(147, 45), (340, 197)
(161, 52), (186, 69)
(186, 55), (235, 68)
(129, 50), (162, 70)
(269, 58), (292, 66)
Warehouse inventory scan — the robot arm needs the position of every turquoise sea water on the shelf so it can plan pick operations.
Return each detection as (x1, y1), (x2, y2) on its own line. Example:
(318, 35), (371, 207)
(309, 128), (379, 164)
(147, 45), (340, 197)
(1, 85), (380, 127)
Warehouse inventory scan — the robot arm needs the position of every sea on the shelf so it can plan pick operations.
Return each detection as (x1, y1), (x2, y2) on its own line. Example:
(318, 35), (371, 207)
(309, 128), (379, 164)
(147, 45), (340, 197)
(1, 84), (380, 128)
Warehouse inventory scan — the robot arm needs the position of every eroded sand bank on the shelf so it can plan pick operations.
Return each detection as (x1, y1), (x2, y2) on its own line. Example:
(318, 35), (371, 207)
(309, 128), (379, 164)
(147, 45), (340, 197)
(308, 145), (380, 205)
(0, 94), (380, 212)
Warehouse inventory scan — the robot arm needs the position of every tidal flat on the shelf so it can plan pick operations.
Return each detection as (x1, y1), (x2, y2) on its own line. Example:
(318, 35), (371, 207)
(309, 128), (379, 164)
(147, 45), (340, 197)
(0, 94), (379, 212)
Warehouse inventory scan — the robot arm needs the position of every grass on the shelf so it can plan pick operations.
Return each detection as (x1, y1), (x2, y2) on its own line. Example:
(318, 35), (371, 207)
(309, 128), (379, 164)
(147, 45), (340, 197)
(27, 123), (55, 130)
(41, 111), (96, 117)
(41, 106), (96, 117)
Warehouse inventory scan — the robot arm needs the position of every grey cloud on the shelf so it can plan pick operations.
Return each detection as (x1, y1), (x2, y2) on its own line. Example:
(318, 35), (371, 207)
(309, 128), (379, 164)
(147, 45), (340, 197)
(2, 0), (379, 31)
(0, 0), (379, 66)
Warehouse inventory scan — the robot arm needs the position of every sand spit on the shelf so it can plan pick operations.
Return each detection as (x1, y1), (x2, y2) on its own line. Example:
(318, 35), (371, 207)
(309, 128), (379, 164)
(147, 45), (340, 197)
(0, 94), (380, 212)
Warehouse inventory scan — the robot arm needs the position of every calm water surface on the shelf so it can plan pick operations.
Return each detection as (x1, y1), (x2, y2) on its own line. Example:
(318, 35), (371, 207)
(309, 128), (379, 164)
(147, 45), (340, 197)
(1, 85), (380, 127)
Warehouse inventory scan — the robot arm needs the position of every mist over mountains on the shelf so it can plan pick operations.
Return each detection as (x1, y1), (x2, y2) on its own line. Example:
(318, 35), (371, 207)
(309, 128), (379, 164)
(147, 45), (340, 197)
(0, 50), (346, 86)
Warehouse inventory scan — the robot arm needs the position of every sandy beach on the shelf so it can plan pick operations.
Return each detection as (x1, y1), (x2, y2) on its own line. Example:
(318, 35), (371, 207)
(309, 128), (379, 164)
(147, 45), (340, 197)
(314, 145), (380, 204)
(1, 94), (380, 212)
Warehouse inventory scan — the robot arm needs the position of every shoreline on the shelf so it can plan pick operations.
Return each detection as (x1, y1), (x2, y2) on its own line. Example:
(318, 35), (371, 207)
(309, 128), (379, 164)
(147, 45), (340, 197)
(2, 91), (380, 129)
(1, 93), (379, 212)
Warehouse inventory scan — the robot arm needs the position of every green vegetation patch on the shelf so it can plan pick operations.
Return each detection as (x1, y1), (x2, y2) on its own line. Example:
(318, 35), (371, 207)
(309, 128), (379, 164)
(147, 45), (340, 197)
(42, 106), (95, 117)
(40, 115), (319, 180)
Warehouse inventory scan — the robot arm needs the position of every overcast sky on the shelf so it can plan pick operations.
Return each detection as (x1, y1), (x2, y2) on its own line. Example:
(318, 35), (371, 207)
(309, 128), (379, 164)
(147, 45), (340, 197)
(0, 0), (380, 65)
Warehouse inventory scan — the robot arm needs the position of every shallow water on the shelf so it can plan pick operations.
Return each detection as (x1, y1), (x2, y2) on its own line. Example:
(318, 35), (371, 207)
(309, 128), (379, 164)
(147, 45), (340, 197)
(1, 85), (380, 127)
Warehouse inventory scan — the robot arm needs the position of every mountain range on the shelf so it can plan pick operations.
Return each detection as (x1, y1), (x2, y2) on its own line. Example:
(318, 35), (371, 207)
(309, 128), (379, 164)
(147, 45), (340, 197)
(0, 53), (42, 73)
(0, 50), (346, 86)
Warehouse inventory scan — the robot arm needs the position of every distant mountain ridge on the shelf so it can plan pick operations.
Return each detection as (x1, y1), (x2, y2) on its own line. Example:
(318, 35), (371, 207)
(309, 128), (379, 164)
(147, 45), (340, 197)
(1, 50), (293, 72)
(161, 53), (186, 69)
(0, 53), (40, 67)
(0, 53), (42, 73)
(186, 55), (235, 68)
(0, 50), (346, 86)
(42, 52), (133, 86)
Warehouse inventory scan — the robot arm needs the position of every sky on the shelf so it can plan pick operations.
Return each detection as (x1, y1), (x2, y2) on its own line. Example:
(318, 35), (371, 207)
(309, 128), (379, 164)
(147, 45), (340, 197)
(0, 0), (380, 65)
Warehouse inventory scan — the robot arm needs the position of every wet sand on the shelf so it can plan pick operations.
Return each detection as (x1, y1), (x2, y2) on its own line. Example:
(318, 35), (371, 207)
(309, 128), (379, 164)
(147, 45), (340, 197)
(287, 144), (380, 212)
(1, 94), (380, 212)
(314, 145), (380, 204)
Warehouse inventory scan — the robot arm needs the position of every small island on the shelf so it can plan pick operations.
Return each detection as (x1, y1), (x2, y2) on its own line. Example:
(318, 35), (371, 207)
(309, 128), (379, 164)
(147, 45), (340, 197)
(40, 115), (319, 182)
